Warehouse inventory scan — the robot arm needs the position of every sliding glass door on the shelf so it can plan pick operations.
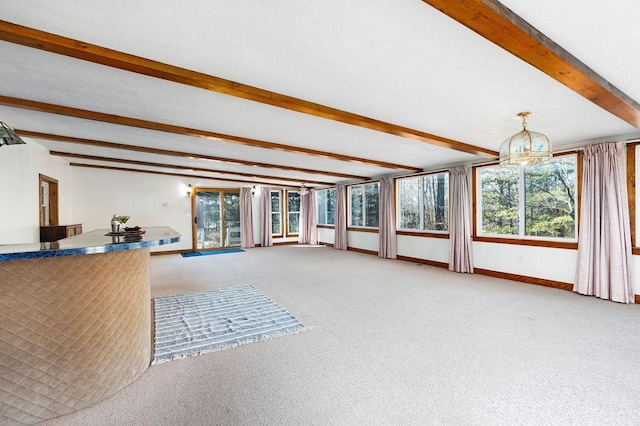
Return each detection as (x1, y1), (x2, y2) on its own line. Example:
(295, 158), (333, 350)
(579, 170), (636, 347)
(193, 189), (241, 250)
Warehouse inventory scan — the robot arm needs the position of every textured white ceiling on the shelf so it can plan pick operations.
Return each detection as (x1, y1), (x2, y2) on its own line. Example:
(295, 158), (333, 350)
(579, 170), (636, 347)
(1, 0), (639, 185)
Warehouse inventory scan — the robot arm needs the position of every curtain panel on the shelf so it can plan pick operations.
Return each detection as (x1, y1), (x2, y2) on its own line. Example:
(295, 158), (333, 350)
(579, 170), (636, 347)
(334, 184), (348, 250)
(448, 166), (474, 273)
(260, 187), (273, 247)
(239, 187), (254, 248)
(378, 177), (397, 259)
(298, 189), (318, 244)
(574, 142), (633, 303)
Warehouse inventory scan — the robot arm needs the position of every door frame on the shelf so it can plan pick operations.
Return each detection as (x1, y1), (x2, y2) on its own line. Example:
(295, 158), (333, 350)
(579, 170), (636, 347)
(39, 174), (59, 226)
(191, 187), (240, 251)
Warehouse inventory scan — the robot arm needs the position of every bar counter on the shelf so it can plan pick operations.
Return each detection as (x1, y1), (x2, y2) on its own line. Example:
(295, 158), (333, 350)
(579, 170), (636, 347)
(0, 226), (181, 261)
(0, 227), (181, 424)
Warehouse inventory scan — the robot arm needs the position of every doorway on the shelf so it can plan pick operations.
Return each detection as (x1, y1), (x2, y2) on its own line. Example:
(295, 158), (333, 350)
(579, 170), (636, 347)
(39, 174), (59, 226)
(192, 188), (241, 250)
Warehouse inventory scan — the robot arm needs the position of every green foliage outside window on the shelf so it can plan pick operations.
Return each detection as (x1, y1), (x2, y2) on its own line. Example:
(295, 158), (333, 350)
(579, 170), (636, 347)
(481, 167), (519, 235)
(349, 183), (379, 227)
(398, 173), (448, 231)
(479, 155), (576, 239)
(524, 157), (576, 238)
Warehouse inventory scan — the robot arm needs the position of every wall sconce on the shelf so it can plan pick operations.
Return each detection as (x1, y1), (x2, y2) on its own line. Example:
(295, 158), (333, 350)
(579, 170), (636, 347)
(186, 184), (193, 198)
(250, 185), (256, 197)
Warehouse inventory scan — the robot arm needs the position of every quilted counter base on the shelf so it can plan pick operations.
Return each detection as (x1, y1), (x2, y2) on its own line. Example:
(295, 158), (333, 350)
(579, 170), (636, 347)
(0, 248), (151, 424)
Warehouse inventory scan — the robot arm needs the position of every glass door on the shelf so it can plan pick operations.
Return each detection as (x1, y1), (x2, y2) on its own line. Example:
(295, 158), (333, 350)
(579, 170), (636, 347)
(223, 192), (241, 247)
(193, 189), (240, 250)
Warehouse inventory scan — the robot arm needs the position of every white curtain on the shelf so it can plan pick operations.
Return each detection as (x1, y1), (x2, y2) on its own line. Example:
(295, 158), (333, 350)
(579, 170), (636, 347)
(334, 184), (348, 250)
(298, 189), (318, 244)
(448, 166), (474, 273)
(574, 142), (633, 303)
(239, 187), (254, 248)
(378, 177), (397, 259)
(260, 187), (273, 247)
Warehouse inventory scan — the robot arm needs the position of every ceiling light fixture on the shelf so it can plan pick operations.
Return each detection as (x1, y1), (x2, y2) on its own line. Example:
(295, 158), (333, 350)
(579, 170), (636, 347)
(0, 122), (26, 147)
(499, 112), (552, 166)
(299, 184), (309, 195)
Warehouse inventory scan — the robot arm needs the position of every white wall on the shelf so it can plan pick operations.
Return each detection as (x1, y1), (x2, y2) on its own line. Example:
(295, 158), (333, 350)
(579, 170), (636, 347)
(347, 230), (379, 252)
(71, 167), (194, 251)
(473, 241), (578, 283)
(0, 141), (72, 244)
(397, 235), (449, 264)
(317, 227), (334, 245)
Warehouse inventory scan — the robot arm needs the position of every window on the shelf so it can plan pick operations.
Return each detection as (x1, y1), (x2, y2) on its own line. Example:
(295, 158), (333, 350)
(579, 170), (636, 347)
(270, 189), (301, 237)
(635, 144), (640, 247)
(349, 182), (379, 228)
(397, 172), (449, 232)
(270, 190), (282, 236)
(287, 190), (300, 235)
(476, 154), (577, 240)
(317, 188), (336, 225)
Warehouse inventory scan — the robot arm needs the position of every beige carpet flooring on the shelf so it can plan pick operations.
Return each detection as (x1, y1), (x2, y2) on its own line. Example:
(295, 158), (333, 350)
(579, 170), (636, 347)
(41, 246), (640, 425)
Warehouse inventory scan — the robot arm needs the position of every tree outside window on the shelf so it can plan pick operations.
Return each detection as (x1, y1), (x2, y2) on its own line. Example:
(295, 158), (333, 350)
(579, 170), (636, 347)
(287, 191), (301, 234)
(350, 185), (363, 226)
(480, 167), (519, 235)
(317, 188), (336, 225)
(524, 157), (576, 238)
(478, 154), (577, 239)
(397, 173), (449, 232)
(349, 183), (379, 227)
(271, 190), (281, 235)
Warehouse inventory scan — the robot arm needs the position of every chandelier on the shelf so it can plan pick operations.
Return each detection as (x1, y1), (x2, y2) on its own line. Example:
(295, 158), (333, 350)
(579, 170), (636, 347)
(499, 112), (552, 166)
(0, 122), (26, 147)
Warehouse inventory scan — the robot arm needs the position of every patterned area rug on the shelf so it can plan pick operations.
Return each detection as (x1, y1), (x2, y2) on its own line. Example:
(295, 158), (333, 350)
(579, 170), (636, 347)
(152, 286), (307, 364)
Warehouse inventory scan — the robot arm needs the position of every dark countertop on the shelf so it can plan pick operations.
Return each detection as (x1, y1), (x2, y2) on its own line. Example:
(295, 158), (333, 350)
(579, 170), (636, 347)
(0, 226), (181, 261)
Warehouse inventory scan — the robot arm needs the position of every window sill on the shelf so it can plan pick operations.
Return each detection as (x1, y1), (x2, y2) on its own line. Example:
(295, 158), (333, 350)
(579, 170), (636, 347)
(317, 224), (335, 229)
(347, 227), (379, 233)
(396, 231), (449, 239)
(473, 236), (578, 250)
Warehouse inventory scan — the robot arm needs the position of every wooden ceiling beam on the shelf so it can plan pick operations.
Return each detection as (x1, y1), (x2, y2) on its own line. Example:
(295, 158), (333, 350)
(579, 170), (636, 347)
(17, 129), (365, 181)
(0, 19), (497, 158)
(68, 162), (303, 188)
(49, 151), (333, 186)
(422, 0), (640, 128)
(0, 94), (417, 172)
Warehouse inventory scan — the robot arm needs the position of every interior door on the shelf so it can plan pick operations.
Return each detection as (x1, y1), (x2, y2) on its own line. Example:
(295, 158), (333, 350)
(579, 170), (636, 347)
(193, 189), (240, 250)
(38, 174), (58, 226)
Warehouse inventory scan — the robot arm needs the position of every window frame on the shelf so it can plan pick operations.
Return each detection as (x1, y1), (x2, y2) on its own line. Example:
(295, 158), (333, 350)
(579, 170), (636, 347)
(316, 188), (336, 227)
(396, 171), (449, 235)
(286, 190), (301, 236)
(348, 182), (380, 229)
(630, 143), (639, 253)
(270, 189), (283, 237)
(473, 152), (580, 248)
(269, 189), (302, 238)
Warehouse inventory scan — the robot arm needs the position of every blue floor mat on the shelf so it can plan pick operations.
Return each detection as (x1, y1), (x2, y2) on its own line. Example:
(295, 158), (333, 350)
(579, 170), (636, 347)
(181, 248), (245, 258)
